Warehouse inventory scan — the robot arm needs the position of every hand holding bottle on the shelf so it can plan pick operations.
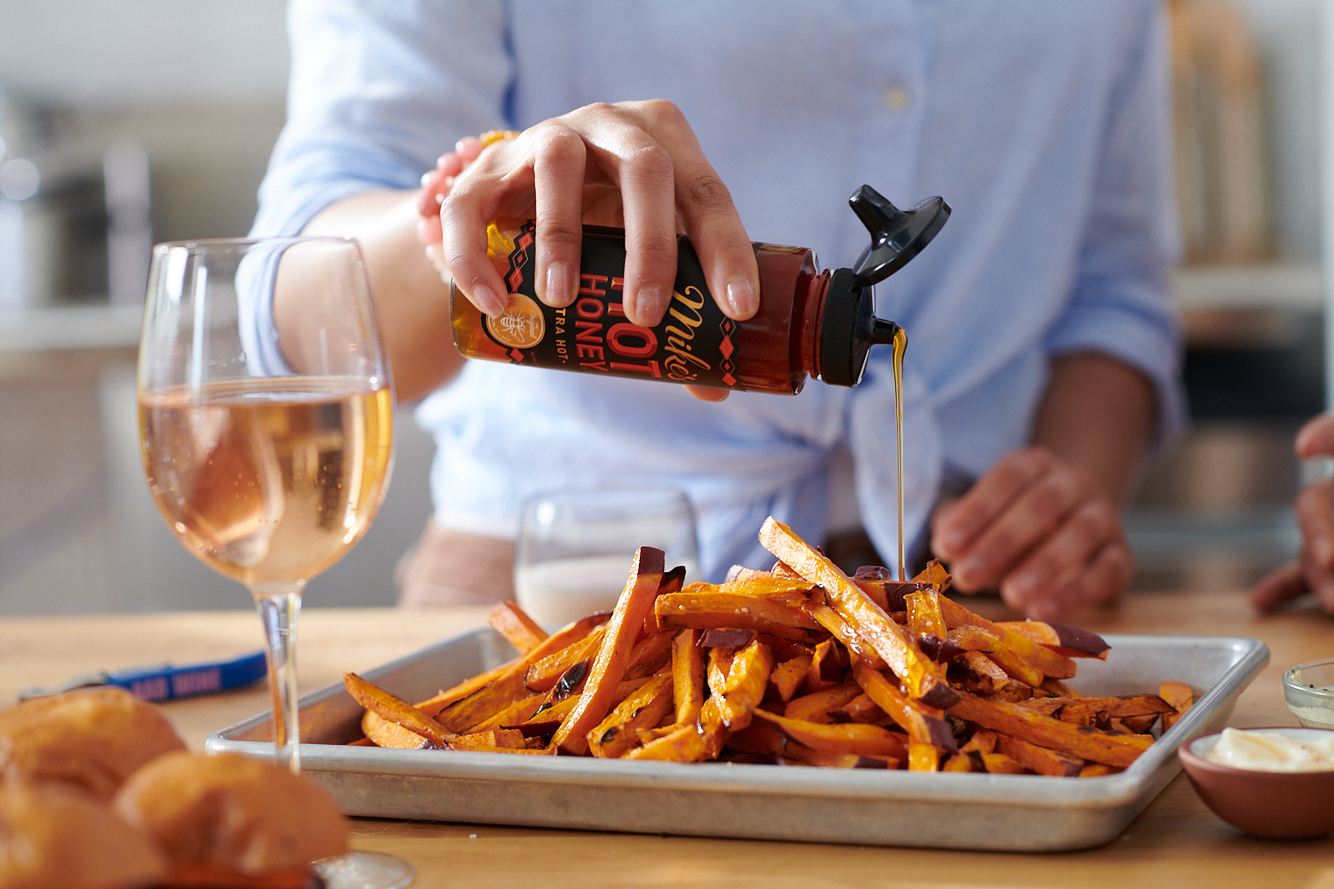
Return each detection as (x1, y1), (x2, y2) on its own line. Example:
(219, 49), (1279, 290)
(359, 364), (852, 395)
(432, 100), (760, 331)
(1252, 413), (1334, 614)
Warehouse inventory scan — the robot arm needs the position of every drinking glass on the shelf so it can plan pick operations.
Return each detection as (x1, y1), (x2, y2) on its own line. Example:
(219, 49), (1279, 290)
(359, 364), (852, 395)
(514, 486), (700, 630)
(137, 237), (410, 888)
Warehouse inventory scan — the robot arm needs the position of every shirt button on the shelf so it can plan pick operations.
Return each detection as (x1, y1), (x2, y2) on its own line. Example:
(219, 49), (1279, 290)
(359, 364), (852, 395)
(881, 85), (911, 112)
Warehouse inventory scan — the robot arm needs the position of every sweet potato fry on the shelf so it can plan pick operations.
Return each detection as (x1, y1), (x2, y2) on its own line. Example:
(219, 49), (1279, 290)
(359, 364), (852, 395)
(434, 612), (610, 732)
(724, 721), (788, 756)
(960, 728), (998, 755)
(588, 673), (675, 758)
(949, 691), (1152, 767)
(806, 602), (888, 671)
(785, 683), (862, 724)
(672, 628), (705, 726)
(981, 752), (1027, 774)
(806, 638), (849, 690)
(995, 734), (1084, 777)
(707, 646), (737, 693)
(906, 588), (946, 641)
(624, 631), (675, 680)
(951, 651), (1034, 702)
(851, 661), (957, 753)
(912, 559), (952, 590)
(942, 752), (978, 772)
(725, 565), (769, 583)
(749, 707), (910, 759)
(472, 692), (547, 731)
(718, 574), (820, 602)
(623, 722), (711, 762)
(522, 677), (647, 732)
(996, 620), (1110, 660)
(908, 742), (940, 772)
(345, 673), (459, 749)
(522, 631), (604, 695)
(1159, 680), (1195, 731)
(850, 566), (897, 611)
(829, 693), (884, 725)
(487, 601), (548, 654)
(1021, 694), (1174, 724)
(768, 653), (813, 703)
(1079, 763), (1122, 778)
(938, 597), (1077, 680)
(362, 718), (435, 750)
(781, 743), (898, 769)
(759, 518), (956, 707)
(655, 591), (825, 644)
(946, 625), (1045, 687)
(553, 547), (666, 755)
(361, 653), (523, 744)
(704, 639), (776, 732)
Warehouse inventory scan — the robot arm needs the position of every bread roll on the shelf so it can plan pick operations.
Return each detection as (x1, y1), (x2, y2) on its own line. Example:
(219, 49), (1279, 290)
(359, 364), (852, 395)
(0, 687), (186, 801)
(113, 752), (348, 875)
(0, 783), (166, 889)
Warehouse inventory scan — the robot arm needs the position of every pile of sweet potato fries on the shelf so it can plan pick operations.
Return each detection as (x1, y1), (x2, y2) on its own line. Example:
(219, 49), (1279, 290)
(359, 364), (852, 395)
(344, 517), (1194, 776)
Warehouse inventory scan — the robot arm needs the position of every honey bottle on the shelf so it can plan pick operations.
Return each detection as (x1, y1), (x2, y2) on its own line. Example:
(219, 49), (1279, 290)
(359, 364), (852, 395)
(449, 184), (949, 395)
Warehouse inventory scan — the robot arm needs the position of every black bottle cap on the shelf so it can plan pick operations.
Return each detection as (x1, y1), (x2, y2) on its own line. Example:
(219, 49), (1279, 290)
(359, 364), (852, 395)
(849, 185), (951, 286)
(817, 185), (949, 387)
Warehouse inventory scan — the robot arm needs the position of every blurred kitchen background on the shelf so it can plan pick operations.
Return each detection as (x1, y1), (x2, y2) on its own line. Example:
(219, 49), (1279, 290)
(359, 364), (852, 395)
(0, 0), (1327, 614)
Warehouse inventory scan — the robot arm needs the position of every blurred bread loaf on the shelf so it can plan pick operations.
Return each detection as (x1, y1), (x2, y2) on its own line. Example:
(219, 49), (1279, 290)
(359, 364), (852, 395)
(0, 687), (186, 800)
(0, 782), (167, 889)
(114, 751), (348, 876)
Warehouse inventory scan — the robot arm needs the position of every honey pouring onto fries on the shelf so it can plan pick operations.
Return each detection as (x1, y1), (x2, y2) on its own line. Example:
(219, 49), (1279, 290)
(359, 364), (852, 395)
(345, 518), (1195, 775)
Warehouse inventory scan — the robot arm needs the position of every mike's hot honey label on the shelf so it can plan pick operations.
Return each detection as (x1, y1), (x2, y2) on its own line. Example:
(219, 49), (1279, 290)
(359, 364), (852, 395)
(475, 220), (741, 388)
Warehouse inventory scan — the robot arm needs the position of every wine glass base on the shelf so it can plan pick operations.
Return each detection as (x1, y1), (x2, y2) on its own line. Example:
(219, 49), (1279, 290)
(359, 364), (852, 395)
(314, 850), (415, 889)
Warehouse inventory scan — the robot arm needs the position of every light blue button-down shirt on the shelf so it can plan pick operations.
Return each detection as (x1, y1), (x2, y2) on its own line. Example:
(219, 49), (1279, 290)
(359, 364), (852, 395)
(252, 0), (1184, 580)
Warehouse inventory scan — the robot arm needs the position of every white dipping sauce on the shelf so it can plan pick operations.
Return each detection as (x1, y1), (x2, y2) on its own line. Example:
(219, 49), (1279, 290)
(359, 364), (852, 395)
(1204, 727), (1334, 772)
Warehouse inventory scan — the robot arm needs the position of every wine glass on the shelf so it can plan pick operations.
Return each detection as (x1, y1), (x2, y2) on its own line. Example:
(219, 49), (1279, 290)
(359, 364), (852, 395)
(136, 236), (411, 888)
(514, 485), (700, 630)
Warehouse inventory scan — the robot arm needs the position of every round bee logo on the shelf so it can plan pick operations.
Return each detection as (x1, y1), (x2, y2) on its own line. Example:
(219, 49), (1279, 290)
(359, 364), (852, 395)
(485, 293), (546, 349)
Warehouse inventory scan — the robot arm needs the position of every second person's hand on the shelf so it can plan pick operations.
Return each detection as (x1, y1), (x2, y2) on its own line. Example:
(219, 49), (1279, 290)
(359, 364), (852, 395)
(929, 446), (1134, 621)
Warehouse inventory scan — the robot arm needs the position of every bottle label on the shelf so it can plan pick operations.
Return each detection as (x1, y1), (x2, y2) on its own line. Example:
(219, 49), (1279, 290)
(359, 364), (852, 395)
(482, 220), (742, 388)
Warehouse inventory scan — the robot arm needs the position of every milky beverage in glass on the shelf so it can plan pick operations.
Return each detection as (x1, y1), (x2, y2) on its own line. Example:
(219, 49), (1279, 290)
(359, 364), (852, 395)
(515, 488), (700, 630)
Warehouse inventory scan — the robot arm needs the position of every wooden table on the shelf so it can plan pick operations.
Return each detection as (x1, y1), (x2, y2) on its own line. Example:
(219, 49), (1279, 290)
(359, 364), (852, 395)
(3, 589), (1332, 889)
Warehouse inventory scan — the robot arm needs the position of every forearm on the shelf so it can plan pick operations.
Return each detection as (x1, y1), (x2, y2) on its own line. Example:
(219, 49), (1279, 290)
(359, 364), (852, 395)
(1030, 352), (1157, 505)
(298, 189), (464, 403)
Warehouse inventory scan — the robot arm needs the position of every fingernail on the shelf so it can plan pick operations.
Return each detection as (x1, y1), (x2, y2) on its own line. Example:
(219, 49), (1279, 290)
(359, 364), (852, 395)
(545, 262), (573, 306)
(473, 284), (506, 316)
(725, 276), (758, 318)
(633, 287), (668, 325)
(934, 530), (965, 558)
(956, 557), (986, 584)
(1315, 537), (1334, 568)
(1008, 573), (1039, 601)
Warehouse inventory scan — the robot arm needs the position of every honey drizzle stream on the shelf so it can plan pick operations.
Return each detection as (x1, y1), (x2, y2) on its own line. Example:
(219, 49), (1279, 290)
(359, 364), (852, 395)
(892, 327), (908, 582)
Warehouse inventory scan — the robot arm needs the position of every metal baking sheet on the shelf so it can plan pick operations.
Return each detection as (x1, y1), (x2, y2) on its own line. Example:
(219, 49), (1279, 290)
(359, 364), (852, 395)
(208, 630), (1267, 852)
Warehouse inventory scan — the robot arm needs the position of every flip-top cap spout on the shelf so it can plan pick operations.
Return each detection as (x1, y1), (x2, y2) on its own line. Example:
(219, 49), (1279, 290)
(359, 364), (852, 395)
(849, 185), (951, 286)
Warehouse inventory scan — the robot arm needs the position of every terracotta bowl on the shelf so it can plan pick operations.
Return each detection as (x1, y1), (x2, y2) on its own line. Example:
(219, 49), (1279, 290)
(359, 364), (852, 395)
(1178, 727), (1334, 840)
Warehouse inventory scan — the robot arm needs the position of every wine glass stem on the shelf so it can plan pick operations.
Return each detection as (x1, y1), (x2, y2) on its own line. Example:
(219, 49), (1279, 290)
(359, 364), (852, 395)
(255, 588), (304, 774)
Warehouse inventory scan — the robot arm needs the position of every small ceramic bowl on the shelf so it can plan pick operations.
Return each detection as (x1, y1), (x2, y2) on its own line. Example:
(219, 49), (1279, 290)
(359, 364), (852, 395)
(1283, 658), (1334, 729)
(1179, 727), (1334, 839)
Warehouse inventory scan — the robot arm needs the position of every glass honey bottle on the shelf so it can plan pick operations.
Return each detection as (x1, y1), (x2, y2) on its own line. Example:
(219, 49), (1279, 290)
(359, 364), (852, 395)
(449, 184), (948, 395)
